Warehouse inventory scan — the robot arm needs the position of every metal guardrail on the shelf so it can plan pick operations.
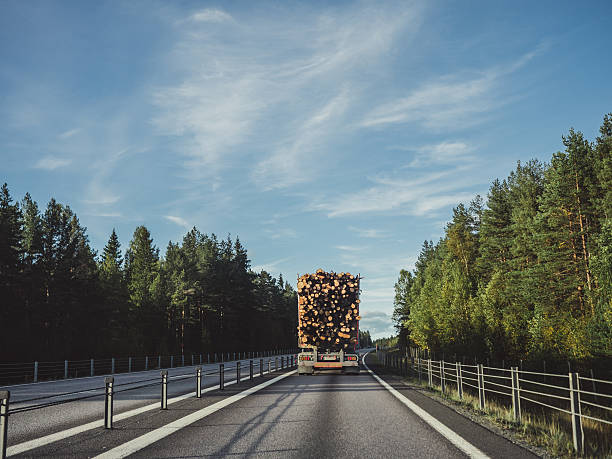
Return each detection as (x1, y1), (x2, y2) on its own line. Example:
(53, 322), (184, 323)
(0, 354), (298, 458)
(377, 350), (612, 454)
(0, 349), (298, 385)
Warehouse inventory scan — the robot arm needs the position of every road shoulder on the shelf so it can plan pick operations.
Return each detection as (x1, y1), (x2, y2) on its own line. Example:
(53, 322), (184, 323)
(364, 353), (543, 458)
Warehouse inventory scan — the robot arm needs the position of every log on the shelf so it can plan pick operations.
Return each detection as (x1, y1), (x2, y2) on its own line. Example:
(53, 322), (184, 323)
(297, 270), (360, 351)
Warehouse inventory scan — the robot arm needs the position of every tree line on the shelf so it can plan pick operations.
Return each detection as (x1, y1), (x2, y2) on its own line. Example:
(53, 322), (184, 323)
(0, 188), (298, 361)
(393, 113), (612, 365)
(358, 329), (373, 348)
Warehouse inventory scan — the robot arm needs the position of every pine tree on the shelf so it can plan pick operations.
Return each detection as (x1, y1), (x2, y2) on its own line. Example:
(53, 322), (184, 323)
(125, 225), (160, 353)
(0, 184), (24, 360)
(99, 229), (129, 353)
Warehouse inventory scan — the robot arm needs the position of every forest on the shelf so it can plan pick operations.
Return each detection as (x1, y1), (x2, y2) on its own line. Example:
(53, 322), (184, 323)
(393, 113), (612, 365)
(0, 189), (298, 361)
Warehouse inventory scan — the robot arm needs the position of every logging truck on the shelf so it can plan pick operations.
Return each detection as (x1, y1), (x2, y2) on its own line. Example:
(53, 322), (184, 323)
(296, 270), (360, 375)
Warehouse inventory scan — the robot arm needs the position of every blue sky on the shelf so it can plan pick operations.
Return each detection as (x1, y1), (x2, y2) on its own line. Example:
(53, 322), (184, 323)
(2, 1), (611, 338)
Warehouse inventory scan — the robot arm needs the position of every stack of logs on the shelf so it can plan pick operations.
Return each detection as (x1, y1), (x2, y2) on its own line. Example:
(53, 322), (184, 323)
(297, 269), (360, 351)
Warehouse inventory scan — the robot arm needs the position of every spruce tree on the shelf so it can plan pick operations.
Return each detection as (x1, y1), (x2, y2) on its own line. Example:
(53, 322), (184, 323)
(0, 184), (24, 360)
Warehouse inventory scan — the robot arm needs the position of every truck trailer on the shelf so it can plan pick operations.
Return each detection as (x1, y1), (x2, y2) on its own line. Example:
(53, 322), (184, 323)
(297, 269), (360, 375)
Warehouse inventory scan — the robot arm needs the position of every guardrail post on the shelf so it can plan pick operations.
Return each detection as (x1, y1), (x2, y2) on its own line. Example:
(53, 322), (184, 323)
(104, 377), (114, 429)
(440, 360), (446, 394)
(196, 366), (202, 398)
(158, 355), (161, 369)
(34, 361), (38, 382)
(511, 367), (521, 423)
(145, 356), (149, 371)
(250, 360), (254, 380)
(456, 362), (463, 400)
(236, 361), (241, 383)
(268, 359), (271, 374)
(64, 360), (68, 379)
(191, 355), (194, 366)
(171, 356), (174, 368)
(90, 359), (94, 377)
(0, 391), (9, 459)
(128, 357), (132, 373)
(111, 358), (115, 374)
(427, 359), (432, 387)
(260, 358), (264, 377)
(569, 372), (584, 453)
(160, 370), (168, 410)
(477, 364), (485, 410)
(219, 364), (225, 390)
(275, 357), (278, 371)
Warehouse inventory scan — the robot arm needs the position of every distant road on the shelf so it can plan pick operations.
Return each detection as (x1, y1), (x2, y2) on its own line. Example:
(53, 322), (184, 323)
(4, 351), (536, 457)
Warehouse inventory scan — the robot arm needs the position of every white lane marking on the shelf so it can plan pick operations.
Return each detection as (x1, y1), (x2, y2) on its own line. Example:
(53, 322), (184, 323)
(6, 366), (289, 457)
(94, 370), (296, 459)
(363, 353), (490, 459)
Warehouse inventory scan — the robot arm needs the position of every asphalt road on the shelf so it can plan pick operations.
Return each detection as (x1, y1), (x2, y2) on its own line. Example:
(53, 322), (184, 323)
(2, 355), (294, 451)
(5, 350), (537, 458)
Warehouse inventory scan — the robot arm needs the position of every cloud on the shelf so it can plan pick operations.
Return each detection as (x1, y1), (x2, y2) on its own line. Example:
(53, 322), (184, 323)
(313, 168), (478, 217)
(360, 47), (544, 131)
(405, 141), (475, 168)
(359, 310), (395, 338)
(33, 156), (71, 170)
(152, 4), (420, 187)
(82, 194), (121, 205)
(58, 128), (81, 139)
(164, 215), (190, 228)
(348, 226), (389, 239)
(252, 89), (351, 189)
(189, 9), (233, 23)
(335, 245), (365, 252)
(252, 256), (293, 274)
(85, 212), (122, 218)
(264, 228), (298, 239)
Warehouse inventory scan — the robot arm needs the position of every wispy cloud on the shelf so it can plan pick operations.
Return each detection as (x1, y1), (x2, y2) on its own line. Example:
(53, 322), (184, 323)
(34, 156), (71, 170)
(405, 141), (475, 167)
(264, 228), (298, 239)
(252, 88), (351, 189)
(335, 245), (365, 252)
(313, 168), (478, 217)
(252, 256), (293, 274)
(360, 47), (544, 131)
(164, 215), (190, 228)
(152, 4), (421, 187)
(82, 194), (120, 205)
(348, 226), (389, 239)
(189, 9), (233, 23)
(58, 128), (81, 139)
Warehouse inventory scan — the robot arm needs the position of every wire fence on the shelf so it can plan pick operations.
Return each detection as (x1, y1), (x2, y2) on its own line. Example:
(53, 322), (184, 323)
(376, 349), (612, 454)
(0, 354), (299, 458)
(0, 349), (299, 386)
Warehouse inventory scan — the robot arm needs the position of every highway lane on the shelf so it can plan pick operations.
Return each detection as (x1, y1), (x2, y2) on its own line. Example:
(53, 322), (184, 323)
(1, 355), (294, 449)
(127, 371), (469, 458)
(6, 351), (537, 458)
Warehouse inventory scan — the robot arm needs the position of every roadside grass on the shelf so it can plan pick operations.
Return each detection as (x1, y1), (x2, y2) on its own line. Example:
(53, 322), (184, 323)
(367, 352), (612, 458)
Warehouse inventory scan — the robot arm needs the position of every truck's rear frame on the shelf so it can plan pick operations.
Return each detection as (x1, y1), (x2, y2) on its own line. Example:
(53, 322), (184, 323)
(297, 346), (359, 375)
